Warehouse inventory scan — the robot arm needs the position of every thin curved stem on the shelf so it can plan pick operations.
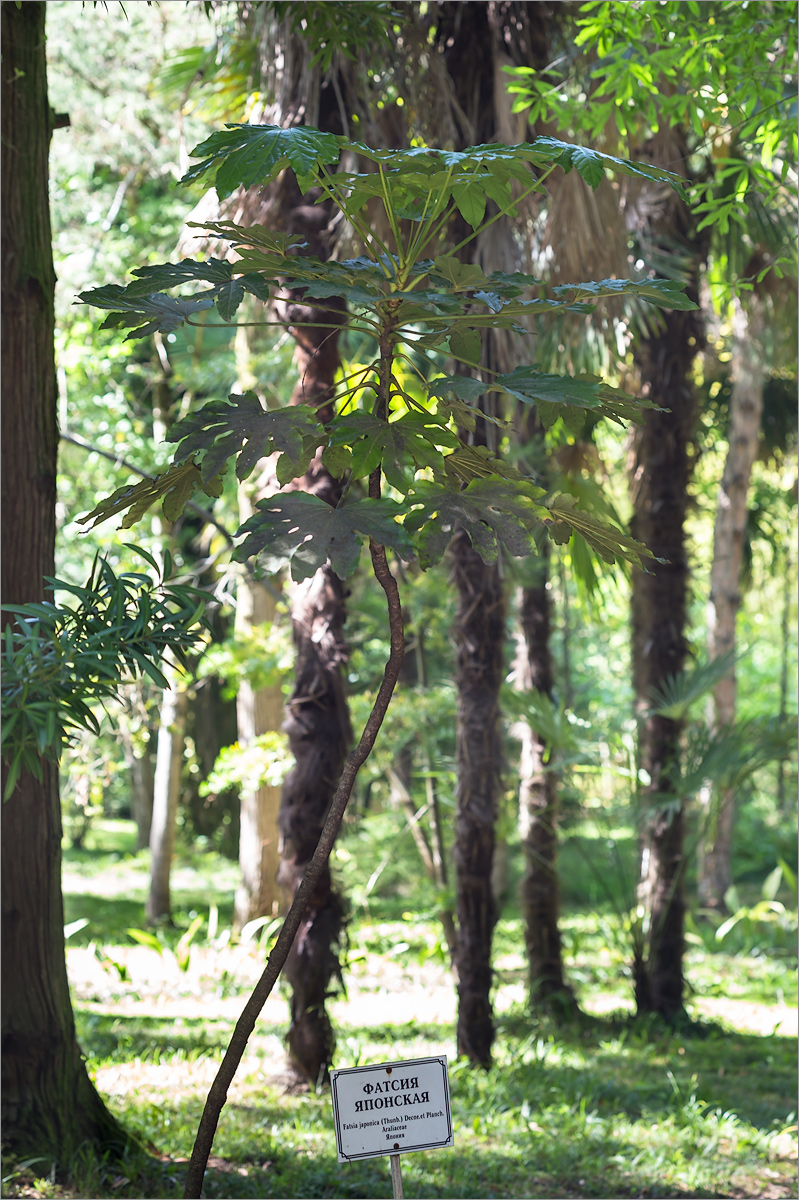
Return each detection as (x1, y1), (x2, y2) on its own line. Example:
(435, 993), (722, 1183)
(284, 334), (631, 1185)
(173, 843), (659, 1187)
(182, 334), (405, 1200)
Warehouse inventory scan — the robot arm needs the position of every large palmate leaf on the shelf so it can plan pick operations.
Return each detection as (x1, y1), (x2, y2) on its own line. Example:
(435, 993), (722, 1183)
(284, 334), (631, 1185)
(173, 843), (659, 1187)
(404, 477), (549, 568)
(167, 392), (326, 486)
(234, 492), (414, 582)
(324, 410), (461, 490)
(526, 136), (689, 198)
(181, 123), (342, 197)
(429, 367), (660, 431)
(648, 649), (737, 720)
(79, 461), (223, 530)
(179, 127), (689, 231)
(553, 277), (697, 310)
(79, 270), (270, 336)
(80, 287), (216, 339)
(545, 494), (655, 568)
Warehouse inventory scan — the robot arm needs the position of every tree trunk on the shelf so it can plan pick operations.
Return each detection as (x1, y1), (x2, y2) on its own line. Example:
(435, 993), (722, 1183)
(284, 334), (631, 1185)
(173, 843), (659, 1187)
(118, 698), (154, 850)
(146, 676), (188, 925)
(275, 174), (350, 1089)
(1, 1), (129, 1161)
(234, 575), (283, 930)
(698, 296), (765, 910)
(451, 533), (505, 1066)
(631, 303), (700, 1019)
(516, 541), (576, 1016)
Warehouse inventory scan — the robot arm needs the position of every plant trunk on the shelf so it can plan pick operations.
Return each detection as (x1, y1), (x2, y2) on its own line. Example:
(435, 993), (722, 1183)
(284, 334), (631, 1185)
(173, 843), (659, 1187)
(277, 197), (350, 1086)
(146, 676), (188, 925)
(118, 705), (154, 850)
(451, 532), (505, 1066)
(234, 575), (283, 930)
(631, 304), (700, 1019)
(698, 296), (765, 911)
(516, 541), (576, 1016)
(1, 1), (130, 1162)
(628, 123), (705, 1020)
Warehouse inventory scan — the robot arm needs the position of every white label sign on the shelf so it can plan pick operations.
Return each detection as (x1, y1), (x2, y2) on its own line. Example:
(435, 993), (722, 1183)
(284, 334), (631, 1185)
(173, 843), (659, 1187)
(330, 1055), (453, 1162)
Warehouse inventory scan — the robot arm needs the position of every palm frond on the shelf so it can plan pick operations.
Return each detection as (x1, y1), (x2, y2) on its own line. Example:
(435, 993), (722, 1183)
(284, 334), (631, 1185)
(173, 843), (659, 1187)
(648, 649), (737, 720)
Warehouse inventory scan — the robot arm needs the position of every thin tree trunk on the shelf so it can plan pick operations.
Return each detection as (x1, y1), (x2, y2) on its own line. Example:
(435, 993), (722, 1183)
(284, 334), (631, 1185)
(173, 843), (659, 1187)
(231, 312), (283, 929)
(451, 533), (505, 1066)
(699, 296), (765, 910)
(776, 538), (793, 812)
(234, 576), (283, 930)
(118, 701), (154, 850)
(516, 539), (576, 1016)
(146, 676), (188, 925)
(1, 1), (129, 1161)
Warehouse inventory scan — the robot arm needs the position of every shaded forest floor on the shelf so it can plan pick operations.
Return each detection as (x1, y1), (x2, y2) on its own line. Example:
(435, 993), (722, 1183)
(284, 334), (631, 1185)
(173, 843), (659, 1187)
(3, 823), (796, 1199)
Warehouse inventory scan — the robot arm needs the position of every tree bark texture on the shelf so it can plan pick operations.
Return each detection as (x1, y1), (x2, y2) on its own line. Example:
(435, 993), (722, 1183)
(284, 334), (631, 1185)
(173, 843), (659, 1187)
(515, 543), (575, 1014)
(276, 176), (351, 1087)
(428, 0), (563, 1061)
(631, 299), (702, 1019)
(146, 676), (188, 924)
(234, 575), (283, 930)
(451, 534), (506, 1065)
(627, 121), (707, 1020)
(699, 297), (765, 910)
(1, 1), (129, 1161)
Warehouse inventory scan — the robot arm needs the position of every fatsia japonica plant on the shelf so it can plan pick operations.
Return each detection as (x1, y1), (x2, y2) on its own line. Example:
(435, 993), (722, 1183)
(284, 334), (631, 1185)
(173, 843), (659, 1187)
(79, 123), (696, 1196)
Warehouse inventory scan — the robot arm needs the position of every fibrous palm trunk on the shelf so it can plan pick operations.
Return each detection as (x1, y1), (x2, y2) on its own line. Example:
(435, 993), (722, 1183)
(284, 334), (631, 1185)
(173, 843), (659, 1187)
(699, 295), (765, 910)
(451, 531), (506, 1064)
(1, 0), (129, 1160)
(274, 168), (351, 1087)
(429, 0), (561, 1060)
(631, 277), (702, 1018)
(516, 536), (575, 1014)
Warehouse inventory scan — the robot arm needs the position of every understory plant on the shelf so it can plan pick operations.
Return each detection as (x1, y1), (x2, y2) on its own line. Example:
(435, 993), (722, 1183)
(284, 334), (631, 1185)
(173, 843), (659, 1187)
(1, 550), (207, 799)
(78, 122), (697, 1196)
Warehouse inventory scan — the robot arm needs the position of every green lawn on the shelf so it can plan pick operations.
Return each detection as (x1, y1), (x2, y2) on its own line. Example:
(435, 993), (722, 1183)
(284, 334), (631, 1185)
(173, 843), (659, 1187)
(3, 821), (796, 1199)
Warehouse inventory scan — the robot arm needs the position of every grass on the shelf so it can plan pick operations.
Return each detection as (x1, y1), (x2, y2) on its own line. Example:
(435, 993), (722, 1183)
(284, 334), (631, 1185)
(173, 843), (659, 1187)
(2, 820), (796, 1199)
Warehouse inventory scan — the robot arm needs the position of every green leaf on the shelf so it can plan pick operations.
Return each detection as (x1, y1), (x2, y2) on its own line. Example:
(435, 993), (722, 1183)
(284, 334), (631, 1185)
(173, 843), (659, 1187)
(80, 285), (216, 339)
(546, 495), (656, 568)
(448, 327), (482, 364)
(553, 277), (697, 311)
(182, 123), (342, 198)
(326, 410), (460, 491)
(234, 492), (414, 582)
(405, 477), (548, 568)
(528, 135), (689, 198)
(167, 392), (326, 485)
(648, 649), (737, 720)
(452, 177), (487, 228)
(78, 461), (213, 529)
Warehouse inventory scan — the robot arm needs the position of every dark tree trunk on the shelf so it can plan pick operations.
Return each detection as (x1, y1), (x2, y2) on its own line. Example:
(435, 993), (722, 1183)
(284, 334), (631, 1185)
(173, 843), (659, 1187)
(451, 534), (506, 1066)
(429, 0), (562, 1062)
(275, 169), (351, 1087)
(1, 1), (129, 1161)
(190, 20), (354, 1083)
(631, 290), (702, 1019)
(516, 538), (575, 1015)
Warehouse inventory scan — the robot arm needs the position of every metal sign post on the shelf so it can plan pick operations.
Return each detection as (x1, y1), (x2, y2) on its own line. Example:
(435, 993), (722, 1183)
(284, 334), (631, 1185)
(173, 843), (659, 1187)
(330, 1055), (453, 1197)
